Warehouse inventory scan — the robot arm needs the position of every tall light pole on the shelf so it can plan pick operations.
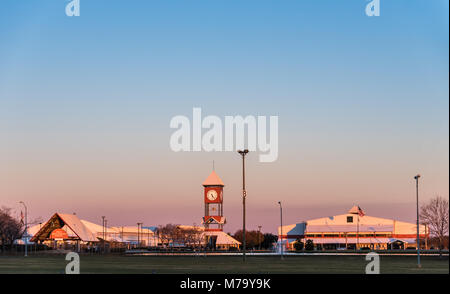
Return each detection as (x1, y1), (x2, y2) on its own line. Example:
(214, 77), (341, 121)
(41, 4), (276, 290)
(414, 174), (421, 268)
(258, 225), (262, 251)
(238, 149), (249, 262)
(105, 219), (108, 252)
(278, 201), (284, 260)
(137, 222), (143, 248)
(102, 216), (105, 253)
(19, 201), (27, 257)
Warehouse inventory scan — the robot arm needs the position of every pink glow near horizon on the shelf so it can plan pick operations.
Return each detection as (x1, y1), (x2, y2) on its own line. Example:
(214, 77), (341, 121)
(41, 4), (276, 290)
(1, 147), (448, 234)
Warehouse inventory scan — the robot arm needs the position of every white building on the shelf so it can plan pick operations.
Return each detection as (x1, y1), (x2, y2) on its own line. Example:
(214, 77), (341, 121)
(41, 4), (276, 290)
(30, 213), (158, 250)
(278, 206), (429, 250)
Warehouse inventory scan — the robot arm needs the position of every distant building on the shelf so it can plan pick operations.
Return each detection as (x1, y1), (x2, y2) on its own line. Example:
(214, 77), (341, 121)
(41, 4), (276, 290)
(28, 170), (241, 251)
(29, 213), (157, 251)
(200, 170), (241, 250)
(278, 206), (429, 250)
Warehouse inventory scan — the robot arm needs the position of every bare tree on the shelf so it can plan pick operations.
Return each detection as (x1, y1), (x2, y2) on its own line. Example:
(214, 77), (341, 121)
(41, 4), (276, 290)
(233, 229), (264, 249)
(157, 224), (178, 248)
(157, 224), (204, 250)
(181, 226), (203, 249)
(0, 207), (24, 252)
(420, 196), (449, 253)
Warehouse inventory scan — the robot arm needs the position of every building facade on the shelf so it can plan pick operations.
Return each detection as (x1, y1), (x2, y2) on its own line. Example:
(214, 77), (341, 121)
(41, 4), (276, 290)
(278, 206), (429, 250)
(200, 170), (240, 250)
(29, 213), (157, 251)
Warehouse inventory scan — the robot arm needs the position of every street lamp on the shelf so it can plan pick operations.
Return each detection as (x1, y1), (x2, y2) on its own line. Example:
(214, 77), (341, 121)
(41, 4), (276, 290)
(238, 149), (249, 262)
(278, 201), (284, 260)
(19, 201), (27, 257)
(414, 174), (421, 268)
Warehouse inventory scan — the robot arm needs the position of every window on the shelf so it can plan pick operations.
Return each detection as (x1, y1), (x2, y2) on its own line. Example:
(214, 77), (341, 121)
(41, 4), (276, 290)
(347, 216), (353, 223)
(324, 234), (339, 237)
(306, 234), (322, 237)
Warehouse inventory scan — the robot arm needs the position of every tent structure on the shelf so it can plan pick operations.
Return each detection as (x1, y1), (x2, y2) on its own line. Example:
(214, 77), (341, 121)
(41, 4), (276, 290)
(109, 226), (157, 245)
(203, 230), (241, 249)
(29, 213), (159, 249)
(30, 213), (98, 243)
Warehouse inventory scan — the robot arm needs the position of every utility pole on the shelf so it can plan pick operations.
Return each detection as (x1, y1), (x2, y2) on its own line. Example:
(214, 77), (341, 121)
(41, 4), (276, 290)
(238, 149), (249, 262)
(102, 216), (105, 253)
(19, 201), (28, 257)
(414, 174), (421, 268)
(137, 222), (143, 248)
(278, 201), (284, 260)
(105, 219), (108, 253)
(258, 226), (262, 251)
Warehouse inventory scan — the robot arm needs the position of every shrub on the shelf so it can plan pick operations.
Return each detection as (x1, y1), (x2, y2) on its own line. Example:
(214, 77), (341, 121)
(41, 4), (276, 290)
(293, 240), (304, 251)
(305, 239), (314, 251)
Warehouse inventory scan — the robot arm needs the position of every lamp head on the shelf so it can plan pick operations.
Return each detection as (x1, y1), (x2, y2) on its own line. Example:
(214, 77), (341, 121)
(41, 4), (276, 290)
(238, 149), (249, 155)
(414, 174), (421, 180)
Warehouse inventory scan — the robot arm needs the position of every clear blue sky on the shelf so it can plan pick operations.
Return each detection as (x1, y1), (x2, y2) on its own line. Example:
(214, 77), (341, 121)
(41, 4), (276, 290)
(0, 1), (448, 233)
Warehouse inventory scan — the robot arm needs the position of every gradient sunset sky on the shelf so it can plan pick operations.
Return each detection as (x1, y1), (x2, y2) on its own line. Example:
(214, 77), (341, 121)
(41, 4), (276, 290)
(0, 0), (448, 234)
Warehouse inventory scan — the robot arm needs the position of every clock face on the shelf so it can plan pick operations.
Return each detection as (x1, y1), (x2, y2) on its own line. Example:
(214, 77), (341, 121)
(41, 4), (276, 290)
(206, 189), (218, 201)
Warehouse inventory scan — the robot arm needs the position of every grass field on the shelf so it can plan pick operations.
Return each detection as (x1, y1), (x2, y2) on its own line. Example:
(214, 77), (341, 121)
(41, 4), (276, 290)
(0, 254), (448, 274)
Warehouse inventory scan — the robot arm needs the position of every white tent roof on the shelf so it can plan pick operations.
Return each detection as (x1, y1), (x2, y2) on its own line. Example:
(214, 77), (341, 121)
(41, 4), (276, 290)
(110, 226), (155, 235)
(28, 224), (42, 237)
(204, 231), (241, 245)
(81, 220), (119, 235)
(57, 214), (98, 242)
(31, 213), (98, 242)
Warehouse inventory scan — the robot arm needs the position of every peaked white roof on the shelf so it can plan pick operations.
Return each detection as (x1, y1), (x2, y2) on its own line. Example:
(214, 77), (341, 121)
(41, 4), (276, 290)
(202, 171), (225, 186)
(31, 213), (98, 242)
(81, 219), (119, 234)
(177, 225), (240, 245)
(57, 213), (98, 242)
(204, 231), (241, 245)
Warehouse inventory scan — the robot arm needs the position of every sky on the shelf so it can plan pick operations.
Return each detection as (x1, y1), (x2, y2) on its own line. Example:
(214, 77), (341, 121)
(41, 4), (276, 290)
(0, 0), (448, 234)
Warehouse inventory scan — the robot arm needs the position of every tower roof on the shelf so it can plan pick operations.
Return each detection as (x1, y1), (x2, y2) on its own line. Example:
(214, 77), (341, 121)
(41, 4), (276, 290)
(202, 170), (224, 186)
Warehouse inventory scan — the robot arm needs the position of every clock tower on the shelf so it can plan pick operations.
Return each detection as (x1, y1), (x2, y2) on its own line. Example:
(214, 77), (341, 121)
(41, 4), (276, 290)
(202, 170), (226, 231)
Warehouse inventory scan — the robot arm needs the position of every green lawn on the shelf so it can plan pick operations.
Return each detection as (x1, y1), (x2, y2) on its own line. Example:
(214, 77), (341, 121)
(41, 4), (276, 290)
(0, 254), (448, 274)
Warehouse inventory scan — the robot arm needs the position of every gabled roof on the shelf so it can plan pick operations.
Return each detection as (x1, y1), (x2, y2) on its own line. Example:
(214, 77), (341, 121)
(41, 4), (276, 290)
(30, 213), (98, 242)
(204, 231), (241, 245)
(58, 214), (98, 241)
(202, 216), (226, 224)
(202, 171), (224, 186)
(348, 205), (364, 215)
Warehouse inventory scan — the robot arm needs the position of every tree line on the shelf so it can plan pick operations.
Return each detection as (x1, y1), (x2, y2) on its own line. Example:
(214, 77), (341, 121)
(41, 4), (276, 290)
(155, 224), (278, 250)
